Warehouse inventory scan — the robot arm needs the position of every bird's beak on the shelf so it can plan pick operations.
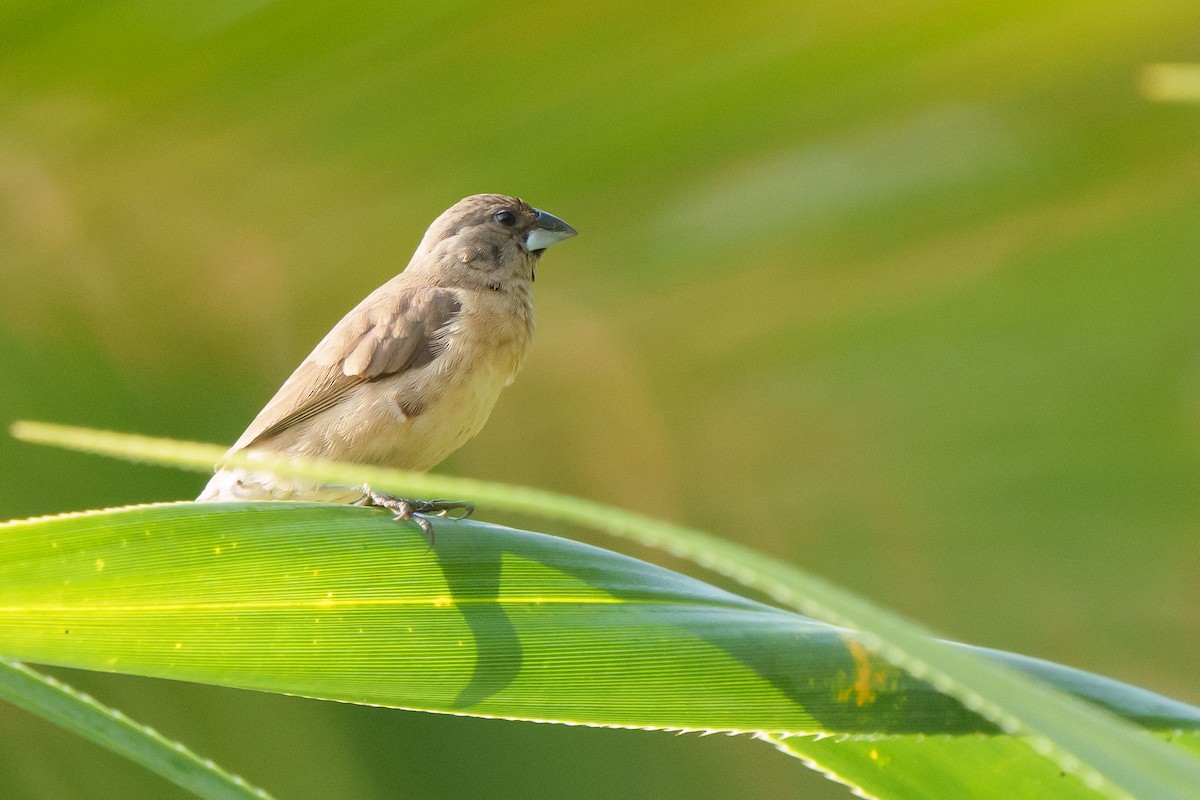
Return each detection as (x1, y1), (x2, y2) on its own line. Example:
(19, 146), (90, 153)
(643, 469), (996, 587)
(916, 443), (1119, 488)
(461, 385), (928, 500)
(526, 209), (578, 251)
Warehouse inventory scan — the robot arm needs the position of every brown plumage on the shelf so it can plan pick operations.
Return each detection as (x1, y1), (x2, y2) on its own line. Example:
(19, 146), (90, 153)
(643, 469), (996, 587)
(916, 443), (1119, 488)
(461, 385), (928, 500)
(198, 194), (576, 507)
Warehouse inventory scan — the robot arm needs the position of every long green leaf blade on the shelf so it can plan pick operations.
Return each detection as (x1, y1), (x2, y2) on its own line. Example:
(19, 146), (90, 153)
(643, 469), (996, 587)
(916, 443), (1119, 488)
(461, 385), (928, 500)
(0, 659), (272, 800)
(10, 422), (1200, 799)
(763, 731), (1200, 800)
(0, 502), (955, 734)
(0, 501), (1195, 743)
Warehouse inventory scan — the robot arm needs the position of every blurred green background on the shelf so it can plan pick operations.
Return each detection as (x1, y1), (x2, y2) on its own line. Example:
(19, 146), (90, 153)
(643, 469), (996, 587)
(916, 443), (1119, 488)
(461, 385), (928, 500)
(2, 1), (1198, 798)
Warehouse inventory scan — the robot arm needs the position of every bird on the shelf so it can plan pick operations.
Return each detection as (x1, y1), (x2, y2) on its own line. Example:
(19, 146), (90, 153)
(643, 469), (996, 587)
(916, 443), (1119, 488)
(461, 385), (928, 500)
(197, 193), (577, 540)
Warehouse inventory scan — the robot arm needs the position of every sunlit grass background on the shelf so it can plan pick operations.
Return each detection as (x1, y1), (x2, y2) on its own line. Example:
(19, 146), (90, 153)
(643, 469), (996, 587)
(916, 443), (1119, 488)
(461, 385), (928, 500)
(2, 1), (1198, 798)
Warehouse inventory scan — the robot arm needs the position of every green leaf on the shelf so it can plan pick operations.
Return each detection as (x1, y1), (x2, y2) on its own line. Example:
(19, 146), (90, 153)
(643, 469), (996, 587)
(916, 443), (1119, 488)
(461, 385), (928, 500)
(0, 502), (1197, 748)
(763, 731), (1200, 800)
(0, 659), (272, 800)
(0, 501), (1017, 734)
(9, 422), (1200, 800)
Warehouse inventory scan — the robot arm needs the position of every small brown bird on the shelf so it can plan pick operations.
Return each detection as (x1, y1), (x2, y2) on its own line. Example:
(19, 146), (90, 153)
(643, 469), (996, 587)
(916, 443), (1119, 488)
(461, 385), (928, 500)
(198, 194), (577, 537)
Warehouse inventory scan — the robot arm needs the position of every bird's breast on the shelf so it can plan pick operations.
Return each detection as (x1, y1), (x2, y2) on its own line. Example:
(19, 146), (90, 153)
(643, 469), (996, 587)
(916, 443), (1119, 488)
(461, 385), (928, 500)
(372, 293), (534, 471)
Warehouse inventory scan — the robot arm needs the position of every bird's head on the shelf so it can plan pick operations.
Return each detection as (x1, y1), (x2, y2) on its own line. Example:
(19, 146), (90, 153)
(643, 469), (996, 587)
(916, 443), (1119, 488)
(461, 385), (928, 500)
(411, 194), (577, 289)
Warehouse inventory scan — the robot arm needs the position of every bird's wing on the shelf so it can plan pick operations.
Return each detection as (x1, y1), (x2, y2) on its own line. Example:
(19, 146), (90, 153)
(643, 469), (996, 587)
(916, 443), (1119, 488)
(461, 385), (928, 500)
(231, 286), (462, 451)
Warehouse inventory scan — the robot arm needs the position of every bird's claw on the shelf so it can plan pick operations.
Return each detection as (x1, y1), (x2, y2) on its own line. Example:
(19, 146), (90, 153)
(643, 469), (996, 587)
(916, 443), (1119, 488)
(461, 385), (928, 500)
(356, 487), (474, 549)
(414, 499), (475, 520)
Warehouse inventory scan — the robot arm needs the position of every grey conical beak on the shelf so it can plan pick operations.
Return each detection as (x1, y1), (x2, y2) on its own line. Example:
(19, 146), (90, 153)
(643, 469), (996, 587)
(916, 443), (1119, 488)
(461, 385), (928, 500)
(526, 208), (578, 251)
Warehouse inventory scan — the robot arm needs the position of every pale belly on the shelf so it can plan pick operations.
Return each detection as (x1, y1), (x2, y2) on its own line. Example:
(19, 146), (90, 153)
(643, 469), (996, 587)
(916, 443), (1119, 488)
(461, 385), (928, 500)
(198, 343), (521, 503)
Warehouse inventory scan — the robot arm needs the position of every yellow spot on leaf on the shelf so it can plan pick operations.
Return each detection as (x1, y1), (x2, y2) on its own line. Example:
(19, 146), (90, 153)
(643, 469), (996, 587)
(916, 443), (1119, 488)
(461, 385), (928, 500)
(94, 559), (105, 572)
(214, 546), (222, 554)
(174, 642), (183, 650)
(432, 596), (451, 607)
(836, 639), (895, 707)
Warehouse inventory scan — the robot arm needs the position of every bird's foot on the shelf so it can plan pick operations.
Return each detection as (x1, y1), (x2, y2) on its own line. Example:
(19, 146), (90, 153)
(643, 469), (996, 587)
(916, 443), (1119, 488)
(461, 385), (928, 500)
(355, 486), (474, 548)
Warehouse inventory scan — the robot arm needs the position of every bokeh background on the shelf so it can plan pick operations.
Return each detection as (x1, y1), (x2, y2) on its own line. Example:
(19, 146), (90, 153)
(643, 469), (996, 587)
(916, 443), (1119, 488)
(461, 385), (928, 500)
(2, 1), (1199, 798)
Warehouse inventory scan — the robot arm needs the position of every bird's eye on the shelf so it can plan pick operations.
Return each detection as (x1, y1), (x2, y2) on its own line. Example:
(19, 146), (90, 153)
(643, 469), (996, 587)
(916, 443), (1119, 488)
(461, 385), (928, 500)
(493, 210), (517, 227)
